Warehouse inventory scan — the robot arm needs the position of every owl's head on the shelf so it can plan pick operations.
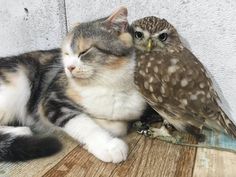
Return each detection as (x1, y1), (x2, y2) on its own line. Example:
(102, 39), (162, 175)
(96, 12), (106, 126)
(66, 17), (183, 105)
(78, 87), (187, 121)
(131, 16), (182, 52)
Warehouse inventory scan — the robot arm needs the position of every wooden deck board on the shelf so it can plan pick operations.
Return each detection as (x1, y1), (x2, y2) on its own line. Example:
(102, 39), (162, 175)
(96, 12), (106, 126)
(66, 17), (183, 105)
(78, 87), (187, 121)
(1, 131), (235, 177)
(193, 148), (236, 177)
(0, 132), (78, 177)
(43, 132), (196, 177)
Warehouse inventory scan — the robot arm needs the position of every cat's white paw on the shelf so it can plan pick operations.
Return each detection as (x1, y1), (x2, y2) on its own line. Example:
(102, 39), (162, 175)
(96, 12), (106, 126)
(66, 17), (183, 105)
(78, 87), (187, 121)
(88, 138), (128, 163)
(107, 138), (128, 163)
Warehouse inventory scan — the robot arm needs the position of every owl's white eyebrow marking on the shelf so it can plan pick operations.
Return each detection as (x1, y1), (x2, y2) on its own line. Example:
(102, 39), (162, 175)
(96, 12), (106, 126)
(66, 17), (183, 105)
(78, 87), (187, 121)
(152, 29), (169, 37)
(181, 79), (188, 87)
(154, 66), (158, 73)
(135, 26), (144, 31)
(144, 81), (149, 89)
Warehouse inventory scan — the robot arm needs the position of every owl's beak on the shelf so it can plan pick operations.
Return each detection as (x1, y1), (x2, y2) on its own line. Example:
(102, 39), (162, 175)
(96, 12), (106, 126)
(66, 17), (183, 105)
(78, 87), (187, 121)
(146, 39), (152, 52)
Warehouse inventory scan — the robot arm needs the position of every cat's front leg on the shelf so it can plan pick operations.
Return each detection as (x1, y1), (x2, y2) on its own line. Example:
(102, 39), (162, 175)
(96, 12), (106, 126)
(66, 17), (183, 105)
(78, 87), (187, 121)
(63, 113), (128, 163)
(93, 119), (128, 137)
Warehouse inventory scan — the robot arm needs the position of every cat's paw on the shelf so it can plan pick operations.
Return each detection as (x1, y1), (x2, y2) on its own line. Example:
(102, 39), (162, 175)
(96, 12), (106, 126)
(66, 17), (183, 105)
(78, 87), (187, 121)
(107, 138), (128, 163)
(88, 138), (128, 163)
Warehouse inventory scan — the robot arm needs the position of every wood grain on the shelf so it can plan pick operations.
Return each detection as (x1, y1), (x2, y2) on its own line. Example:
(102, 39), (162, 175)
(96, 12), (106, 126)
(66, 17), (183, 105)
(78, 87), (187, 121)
(0, 132), (78, 177)
(193, 148), (236, 177)
(44, 132), (197, 177)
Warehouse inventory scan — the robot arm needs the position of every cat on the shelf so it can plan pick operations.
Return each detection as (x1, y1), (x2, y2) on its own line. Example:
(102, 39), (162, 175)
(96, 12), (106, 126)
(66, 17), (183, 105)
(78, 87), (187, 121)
(0, 7), (146, 163)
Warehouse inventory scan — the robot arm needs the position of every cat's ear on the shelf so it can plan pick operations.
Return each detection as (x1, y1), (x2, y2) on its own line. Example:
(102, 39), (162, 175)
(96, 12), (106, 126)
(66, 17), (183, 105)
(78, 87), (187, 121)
(103, 7), (128, 33)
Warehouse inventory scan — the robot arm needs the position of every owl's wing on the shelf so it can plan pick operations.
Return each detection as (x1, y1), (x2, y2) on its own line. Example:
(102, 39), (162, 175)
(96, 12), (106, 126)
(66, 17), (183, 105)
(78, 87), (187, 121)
(135, 48), (236, 138)
(179, 48), (236, 138)
(143, 94), (206, 140)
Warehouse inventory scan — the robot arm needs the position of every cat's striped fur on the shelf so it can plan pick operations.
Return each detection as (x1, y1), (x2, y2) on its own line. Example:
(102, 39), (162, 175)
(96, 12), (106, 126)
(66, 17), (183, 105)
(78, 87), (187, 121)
(0, 49), (62, 161)
(0, 7), (146, 163)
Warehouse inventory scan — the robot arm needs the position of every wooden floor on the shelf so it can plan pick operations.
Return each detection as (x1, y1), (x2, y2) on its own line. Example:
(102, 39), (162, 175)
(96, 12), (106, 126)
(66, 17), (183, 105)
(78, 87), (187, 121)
(1, 131), (236, 177)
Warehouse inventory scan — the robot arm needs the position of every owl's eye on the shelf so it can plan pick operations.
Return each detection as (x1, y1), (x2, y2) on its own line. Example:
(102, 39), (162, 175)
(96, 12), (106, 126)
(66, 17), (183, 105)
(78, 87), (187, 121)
(158, 33), (168, 42)
(134, 31), (144, 39)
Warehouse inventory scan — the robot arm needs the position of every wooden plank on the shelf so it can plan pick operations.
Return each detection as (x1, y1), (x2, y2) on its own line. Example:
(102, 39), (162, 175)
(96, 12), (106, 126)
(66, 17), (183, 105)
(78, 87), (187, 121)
(0, 132), (78, 177)
(193, 148), (236, 177)
(199, 128), (236, 153)
(43, 132), (141, 177)
(44, 132), (197, 177)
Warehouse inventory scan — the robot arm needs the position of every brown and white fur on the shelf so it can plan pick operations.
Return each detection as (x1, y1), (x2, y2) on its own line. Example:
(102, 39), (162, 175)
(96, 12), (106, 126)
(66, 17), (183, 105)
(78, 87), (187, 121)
(0, 7), (145, 163)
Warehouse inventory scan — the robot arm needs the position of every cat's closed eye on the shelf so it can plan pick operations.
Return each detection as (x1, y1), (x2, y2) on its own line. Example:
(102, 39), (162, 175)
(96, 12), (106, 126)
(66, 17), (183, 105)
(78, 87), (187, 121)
(79, 48), (91, 57)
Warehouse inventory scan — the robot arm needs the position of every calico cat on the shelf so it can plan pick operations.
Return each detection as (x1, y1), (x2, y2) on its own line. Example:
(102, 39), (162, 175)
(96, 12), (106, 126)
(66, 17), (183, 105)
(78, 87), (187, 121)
(0, 7), (146, 163)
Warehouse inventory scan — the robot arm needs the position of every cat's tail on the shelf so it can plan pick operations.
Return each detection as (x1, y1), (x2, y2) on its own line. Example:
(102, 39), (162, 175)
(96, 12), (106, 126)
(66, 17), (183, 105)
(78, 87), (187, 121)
(0, 127), (62, 162)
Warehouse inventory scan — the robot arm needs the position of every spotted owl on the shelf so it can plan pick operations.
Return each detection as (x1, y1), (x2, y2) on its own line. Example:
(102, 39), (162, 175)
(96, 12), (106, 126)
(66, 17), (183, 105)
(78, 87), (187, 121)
(131, 16), (236, 140)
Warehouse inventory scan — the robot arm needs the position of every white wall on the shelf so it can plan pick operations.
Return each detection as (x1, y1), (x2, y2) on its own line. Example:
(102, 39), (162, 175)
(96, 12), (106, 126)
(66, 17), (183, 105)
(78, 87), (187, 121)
(0, 0), (236, 120)
(0, 0), (66, 56)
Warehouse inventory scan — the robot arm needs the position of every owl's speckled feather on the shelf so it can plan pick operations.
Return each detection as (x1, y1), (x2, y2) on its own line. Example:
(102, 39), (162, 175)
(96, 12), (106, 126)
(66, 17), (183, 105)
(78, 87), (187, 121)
(132, 16), (173, 35)
(132, 16), (236, 139)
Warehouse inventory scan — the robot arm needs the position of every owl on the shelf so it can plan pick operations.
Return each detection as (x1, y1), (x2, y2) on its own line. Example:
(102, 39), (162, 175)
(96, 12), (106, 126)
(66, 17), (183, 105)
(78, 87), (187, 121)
(131, 16), (236, 141)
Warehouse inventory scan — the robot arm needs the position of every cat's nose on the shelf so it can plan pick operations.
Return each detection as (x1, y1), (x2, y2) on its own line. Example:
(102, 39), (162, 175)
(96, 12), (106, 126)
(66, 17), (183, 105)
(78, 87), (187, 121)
(67, 66), (75, 72)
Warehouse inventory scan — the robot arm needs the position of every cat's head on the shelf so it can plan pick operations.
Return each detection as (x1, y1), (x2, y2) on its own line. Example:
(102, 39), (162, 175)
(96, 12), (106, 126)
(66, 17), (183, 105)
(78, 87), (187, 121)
(62, 7), (134, 85)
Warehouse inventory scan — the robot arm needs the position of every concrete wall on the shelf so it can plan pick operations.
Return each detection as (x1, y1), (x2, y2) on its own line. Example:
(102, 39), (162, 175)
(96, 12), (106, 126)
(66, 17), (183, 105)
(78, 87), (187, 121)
(0, 0), (236, 120)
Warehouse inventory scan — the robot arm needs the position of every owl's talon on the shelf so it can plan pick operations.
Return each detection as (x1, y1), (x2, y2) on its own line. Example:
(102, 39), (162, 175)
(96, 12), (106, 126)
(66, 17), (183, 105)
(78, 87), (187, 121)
(148, 126), (172, 137)
(136, 124), (182, 143)
(134, 121), (154, 137)
(137, 129), (153, 137)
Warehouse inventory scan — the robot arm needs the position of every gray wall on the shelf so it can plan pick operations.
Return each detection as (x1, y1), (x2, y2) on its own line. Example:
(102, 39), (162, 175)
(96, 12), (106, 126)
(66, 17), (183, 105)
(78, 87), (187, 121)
(1, 0), (236, 120)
